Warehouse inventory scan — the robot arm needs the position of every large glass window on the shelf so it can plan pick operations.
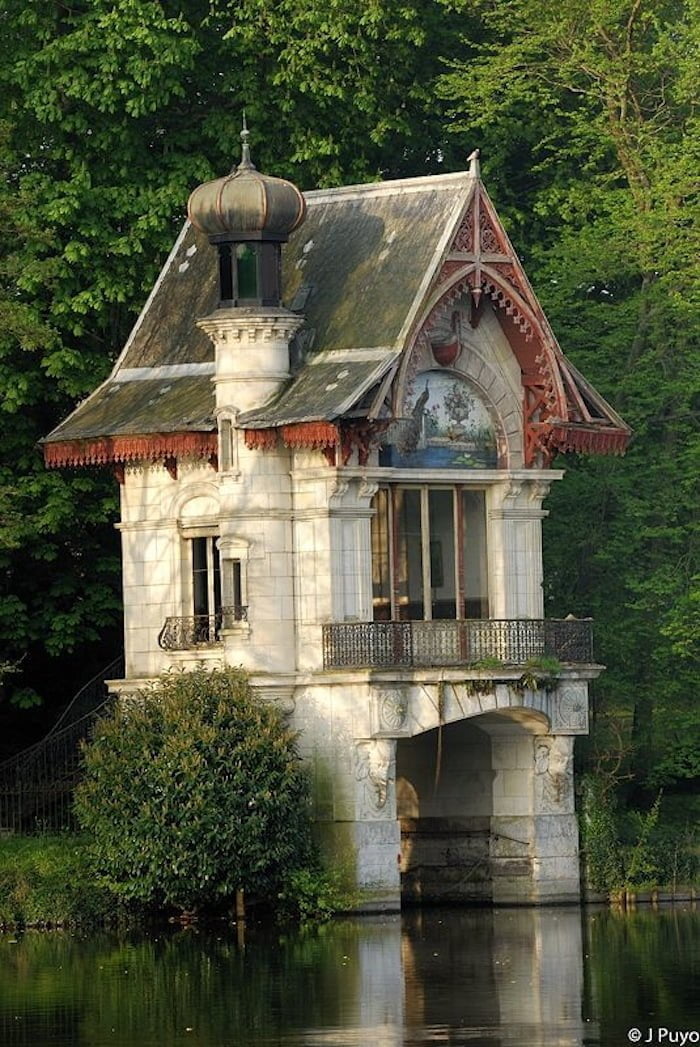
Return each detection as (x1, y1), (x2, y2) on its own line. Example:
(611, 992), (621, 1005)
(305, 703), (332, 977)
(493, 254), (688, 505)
(396, 489), (424, 621)
(371, 486), (488, 621)
(371, 487), (391, 621)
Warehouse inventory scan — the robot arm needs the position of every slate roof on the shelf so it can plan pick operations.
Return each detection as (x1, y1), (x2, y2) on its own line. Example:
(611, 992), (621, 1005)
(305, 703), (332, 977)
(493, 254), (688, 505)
(42, 172), (469, 450)
(239, 348), (401, 428)
(45, 373), (215, 442)
(42, 165), (630, 463)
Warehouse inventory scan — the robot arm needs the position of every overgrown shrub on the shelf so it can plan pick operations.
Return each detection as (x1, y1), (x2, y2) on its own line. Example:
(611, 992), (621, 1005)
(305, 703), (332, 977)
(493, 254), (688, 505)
(276, 864), (357, 923)
(580, 778), (699, 892)
(579, 775), (624, 892)
(622, 793), (663, 888)
(75, 668), (314, 915)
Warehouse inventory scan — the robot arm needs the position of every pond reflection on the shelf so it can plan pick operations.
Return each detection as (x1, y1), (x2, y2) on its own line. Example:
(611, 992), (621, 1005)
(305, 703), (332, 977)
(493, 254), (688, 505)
(0, 906), (697, 1046)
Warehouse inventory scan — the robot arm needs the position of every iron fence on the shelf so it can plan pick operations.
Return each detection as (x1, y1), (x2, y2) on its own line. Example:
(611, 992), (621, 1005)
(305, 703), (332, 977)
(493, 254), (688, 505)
(0, 655), (124, 834)
(322, 618), (593, 670)
(157, 607), (248, 651)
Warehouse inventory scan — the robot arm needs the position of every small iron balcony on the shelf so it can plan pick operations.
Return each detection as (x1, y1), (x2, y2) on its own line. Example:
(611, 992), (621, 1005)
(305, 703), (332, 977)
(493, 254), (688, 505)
(158, 607), (248, 651)
(322, 618), (593, 670)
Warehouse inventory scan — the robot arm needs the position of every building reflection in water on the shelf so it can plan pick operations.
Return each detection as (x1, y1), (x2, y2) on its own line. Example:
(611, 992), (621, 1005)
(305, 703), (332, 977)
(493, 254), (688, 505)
(403, 907), (590, 1044)
(301, 906), (590, 1046)
(4, 907), (697, 1045)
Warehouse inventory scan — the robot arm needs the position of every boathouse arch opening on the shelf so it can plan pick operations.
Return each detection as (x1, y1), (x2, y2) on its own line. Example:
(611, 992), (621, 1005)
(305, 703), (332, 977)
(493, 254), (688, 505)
(396, 709), (553, 904)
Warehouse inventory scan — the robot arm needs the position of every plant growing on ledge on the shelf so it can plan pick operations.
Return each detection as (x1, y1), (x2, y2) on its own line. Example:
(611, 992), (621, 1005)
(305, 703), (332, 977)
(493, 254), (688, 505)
(514, 656), (563, 694)
(74, 667), (314, 918)
(467, 656), (505, 672)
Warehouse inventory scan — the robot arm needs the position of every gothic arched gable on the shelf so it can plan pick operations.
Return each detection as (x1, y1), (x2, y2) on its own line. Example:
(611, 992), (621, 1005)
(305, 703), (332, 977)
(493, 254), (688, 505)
(392, 166), (629, 467)
(389, 294), (523, 470)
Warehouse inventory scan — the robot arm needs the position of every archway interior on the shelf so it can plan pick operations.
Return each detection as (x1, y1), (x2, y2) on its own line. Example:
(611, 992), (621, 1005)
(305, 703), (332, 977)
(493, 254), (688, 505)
(397, 711), (547, 904)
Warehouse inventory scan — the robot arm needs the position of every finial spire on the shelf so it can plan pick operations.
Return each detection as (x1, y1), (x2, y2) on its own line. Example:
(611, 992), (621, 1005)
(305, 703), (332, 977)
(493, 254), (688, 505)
(238, 111), (255, 171)
(467, 148), (481, 178)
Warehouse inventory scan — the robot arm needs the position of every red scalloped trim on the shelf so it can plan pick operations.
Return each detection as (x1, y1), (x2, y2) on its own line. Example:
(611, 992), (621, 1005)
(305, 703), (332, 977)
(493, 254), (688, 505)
(244, 428), (278, 451)
(549, 425), (630, 457)
(280, 422), (338, 448)
(43, 432), (217, 468)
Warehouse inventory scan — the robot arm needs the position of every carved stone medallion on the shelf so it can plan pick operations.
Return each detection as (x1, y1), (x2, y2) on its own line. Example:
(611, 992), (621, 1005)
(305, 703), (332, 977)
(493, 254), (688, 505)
(379, 689), (408, 730)
(551, 681), (589, 734)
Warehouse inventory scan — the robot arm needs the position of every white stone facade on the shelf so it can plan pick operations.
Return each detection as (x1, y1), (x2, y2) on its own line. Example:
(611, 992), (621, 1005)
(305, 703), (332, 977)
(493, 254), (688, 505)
(114, 299), (597, 912)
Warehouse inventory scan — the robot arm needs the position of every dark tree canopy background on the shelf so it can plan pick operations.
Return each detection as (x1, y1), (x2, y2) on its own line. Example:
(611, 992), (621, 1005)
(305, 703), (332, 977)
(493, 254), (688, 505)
(0, 0), (697, 799)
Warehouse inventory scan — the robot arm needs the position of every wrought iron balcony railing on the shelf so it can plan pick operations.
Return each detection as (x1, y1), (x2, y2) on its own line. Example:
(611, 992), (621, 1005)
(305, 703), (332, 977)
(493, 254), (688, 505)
(158, 606), (248, 651)
(322, 618), (593, 670)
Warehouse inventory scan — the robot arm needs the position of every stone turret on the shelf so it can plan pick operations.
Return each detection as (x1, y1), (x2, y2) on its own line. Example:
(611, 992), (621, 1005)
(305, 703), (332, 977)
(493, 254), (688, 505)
(187, 121), (306, 675)
(189, 120), (306, 415)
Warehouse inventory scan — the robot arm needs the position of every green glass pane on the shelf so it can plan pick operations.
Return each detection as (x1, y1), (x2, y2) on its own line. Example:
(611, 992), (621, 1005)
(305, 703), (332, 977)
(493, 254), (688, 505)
(236, 244), (258, 299)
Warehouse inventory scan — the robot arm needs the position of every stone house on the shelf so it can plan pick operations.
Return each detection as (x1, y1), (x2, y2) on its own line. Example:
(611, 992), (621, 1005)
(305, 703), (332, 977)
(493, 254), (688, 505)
(43, 135), (629, 909)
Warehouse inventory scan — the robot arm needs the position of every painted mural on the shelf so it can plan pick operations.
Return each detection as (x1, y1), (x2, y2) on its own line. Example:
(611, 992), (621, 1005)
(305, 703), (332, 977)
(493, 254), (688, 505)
(383, 371), (498, 469)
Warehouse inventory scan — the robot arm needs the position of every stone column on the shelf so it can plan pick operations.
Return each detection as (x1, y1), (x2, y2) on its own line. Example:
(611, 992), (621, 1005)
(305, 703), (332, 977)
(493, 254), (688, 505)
(196, 306), (304, 674)
(350, 737), (402, 910)
(291, 469), (377, 672)
(488, 475), (561, 619)
(530, 733), (581, 902)
(198, 307), (304, 414)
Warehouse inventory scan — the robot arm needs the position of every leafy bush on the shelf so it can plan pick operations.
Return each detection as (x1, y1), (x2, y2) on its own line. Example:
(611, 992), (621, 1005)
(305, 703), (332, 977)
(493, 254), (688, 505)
(0, 835), (115, 927)
(622, 793), (663, 888)
(74, 668), (314, 915)
(580, 779), (699, 892)
(579, 775), (624, 892)
(276, 864), (357, 923)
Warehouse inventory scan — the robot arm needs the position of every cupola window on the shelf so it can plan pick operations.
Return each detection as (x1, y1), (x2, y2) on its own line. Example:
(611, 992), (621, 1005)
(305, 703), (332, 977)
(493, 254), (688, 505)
(236, 243), (258, 300)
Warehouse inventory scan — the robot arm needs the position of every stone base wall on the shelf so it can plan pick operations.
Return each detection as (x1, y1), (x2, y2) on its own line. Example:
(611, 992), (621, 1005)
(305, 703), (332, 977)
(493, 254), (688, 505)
(316, 818), (401, 912)
(400, 816), (492, 903)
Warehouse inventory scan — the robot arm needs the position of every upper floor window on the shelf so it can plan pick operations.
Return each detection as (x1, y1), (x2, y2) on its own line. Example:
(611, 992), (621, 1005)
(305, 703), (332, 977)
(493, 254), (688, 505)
(371, 486), (488, 622)
(190, 535), (221, 641)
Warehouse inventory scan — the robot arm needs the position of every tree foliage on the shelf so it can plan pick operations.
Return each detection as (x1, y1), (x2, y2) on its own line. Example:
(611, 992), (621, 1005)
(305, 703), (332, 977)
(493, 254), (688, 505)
(441, 0), (699, 791)
(74, 668), (313, 913)
(0, 0), (469, 717)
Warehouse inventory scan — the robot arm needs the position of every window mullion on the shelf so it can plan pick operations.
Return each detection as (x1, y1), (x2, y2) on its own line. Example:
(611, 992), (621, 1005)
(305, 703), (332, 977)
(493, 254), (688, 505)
(421, 488), (432, 620)
(390, 486), (399, 621)
(206, 538), (216, 622)
(455, 486), (465, 621)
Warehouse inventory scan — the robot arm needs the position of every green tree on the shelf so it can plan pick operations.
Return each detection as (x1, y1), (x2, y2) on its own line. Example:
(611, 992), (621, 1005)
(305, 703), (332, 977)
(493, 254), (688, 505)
(0, 0), (471, 718)
(74, 667), (312, 913)
(441, 0), (699, 793)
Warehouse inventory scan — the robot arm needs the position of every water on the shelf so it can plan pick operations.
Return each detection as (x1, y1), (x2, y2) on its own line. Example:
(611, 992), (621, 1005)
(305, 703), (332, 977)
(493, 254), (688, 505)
(0, 906), (697, 1046)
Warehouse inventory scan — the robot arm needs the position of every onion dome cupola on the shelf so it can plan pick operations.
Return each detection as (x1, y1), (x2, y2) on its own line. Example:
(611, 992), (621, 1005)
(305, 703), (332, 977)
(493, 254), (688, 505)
(187, 118), (306, 308)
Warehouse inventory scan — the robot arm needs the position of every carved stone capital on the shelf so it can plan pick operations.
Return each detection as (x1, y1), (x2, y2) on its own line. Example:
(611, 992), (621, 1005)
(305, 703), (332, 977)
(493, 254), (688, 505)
(534, 735), (575, 813)
(197, 308), (304, 347)
(354, 738), (395, 818)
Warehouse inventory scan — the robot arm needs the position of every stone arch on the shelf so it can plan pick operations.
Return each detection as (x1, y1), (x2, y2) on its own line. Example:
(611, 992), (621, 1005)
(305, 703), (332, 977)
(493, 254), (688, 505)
(164, 480), (220, 521)
(394, 321), (524, 470)
(375, 680), (552, 740)
(410, 262), (569, 424)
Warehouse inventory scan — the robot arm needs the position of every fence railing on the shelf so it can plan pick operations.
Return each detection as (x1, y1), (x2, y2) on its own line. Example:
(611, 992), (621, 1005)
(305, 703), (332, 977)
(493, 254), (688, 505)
(322, 618), (593, 670)
(0, 655), (124, 834)
(157, 607), (248, 651)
